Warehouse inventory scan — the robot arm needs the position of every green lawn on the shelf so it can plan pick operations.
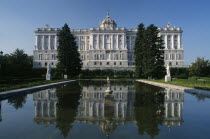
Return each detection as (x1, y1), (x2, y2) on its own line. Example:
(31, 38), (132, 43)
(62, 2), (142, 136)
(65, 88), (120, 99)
(0, 78), (70, 92)
(146, 77), (210, 91)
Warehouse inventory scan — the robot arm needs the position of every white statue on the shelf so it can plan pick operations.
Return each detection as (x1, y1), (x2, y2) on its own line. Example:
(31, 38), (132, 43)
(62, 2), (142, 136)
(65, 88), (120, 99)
(47, 63), (51, 74)
(46, 63), (52, 80)
(107, 77), (110, 82)
(165, 64), (171, 82)
(166, 64), (171, 76)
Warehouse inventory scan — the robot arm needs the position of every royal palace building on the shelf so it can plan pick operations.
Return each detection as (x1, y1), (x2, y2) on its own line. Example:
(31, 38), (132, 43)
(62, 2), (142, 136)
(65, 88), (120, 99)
(33, 13), (184, 69)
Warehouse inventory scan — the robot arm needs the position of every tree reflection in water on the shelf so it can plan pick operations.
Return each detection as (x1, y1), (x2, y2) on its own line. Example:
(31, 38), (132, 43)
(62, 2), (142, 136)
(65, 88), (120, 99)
(134, 82), (165, 138)
(55, 82), (81, 137)
(7, 94), (27, 109)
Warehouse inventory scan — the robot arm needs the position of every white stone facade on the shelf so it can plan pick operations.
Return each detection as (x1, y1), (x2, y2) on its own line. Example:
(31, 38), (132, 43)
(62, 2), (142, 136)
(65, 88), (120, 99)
(33, 13), (184, 69)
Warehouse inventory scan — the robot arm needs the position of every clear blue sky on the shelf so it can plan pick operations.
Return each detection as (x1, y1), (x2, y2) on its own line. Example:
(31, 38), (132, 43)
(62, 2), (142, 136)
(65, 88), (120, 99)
(0, 0), (210, 65)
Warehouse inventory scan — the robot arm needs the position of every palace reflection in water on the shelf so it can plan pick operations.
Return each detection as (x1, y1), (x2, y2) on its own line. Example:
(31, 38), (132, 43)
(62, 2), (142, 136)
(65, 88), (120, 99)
(164, 88), (184, 128)
(33, 88), (58, 125)
(32, 81), (184, 137)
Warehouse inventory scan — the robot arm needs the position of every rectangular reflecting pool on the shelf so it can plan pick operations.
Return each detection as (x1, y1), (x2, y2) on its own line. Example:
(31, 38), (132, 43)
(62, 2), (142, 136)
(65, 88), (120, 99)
(0, 80), (210, 139)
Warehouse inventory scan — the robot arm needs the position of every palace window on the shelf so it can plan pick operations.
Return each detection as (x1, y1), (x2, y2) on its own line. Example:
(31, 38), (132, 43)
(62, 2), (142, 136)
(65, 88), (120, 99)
(52, 54), (56, 60)
(45, 54), (49, 60)
(107, 62), (109, 65)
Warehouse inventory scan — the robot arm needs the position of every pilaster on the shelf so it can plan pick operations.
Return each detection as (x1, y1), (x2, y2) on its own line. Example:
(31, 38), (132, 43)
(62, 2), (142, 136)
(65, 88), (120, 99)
(35, 35), (38, 50)
(178, 34), (181, 49)
(103, 34), (105, 49)
(116, 34), (119, 49)
(111, 34), (113, 50)
(165, 35), (168, 49)
(171, 35), (174, 49)
(54, 36), (58, 50)
(85, 36), (87, 51)
(97, 34), (99, 50)
(42, 35), (44, 50)
(48, 35), (51, 50)
(129, 36), (132, 50)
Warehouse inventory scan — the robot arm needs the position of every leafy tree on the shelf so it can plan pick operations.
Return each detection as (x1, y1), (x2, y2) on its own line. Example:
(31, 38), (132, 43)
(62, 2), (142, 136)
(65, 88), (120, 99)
(134, 24), (165, 79)
(1, 49), (32, 77)
(56, 23), (82, 78)
(189, 57), (210, 77)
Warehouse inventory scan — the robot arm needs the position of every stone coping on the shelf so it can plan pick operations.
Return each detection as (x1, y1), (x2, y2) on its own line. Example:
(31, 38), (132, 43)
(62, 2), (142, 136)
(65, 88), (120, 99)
(136, 80), (210, 97)
(0, 80), (77, 100)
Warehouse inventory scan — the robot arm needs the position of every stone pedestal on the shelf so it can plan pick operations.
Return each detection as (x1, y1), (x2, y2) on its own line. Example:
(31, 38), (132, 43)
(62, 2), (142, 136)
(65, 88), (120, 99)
(46, 74), (51, 80)
(165, 75), (171, 82)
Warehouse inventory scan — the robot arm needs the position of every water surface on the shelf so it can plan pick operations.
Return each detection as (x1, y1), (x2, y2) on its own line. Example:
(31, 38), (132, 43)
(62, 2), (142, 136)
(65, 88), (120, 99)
(0, 80), (210, 139)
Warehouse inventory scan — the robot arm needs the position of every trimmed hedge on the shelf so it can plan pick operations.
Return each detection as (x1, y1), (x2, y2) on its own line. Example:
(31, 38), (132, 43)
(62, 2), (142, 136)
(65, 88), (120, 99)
(170, 67), (189, 79)
(80, 69), (134, 79)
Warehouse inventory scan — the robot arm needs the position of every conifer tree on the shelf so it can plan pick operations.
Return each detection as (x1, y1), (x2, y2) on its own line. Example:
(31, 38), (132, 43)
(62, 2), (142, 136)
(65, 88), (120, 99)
(134, 23), (145, 78)
(56, 24), (82, 78)
(134, 24), (165, 79)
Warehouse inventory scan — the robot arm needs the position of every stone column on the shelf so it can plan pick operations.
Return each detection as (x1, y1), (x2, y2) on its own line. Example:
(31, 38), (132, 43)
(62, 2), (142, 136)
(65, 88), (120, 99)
(129, 36), (132, 50)
(121, 35), (124, 49)
(122, 103), (125, 118)
(115, 102), (119, 118)
(34, 101), (37, 117)
(171, 102), (174, 117)
(96, 102), (99, 117)
(84, 36), (87, 51)
(42, 36), (45, 50)
(89, 102), (93, 116)
(89, 35), (92, 50)
(178, 34), (181, 49)
(97, 34), (99, 50)
(54, 102), (57, 117)
(35, 35), (38, 50)
(41, 101), (44, 117)
(78, 36), (81, 51)
(102, 102), (104, 118)
(103, 34), (105, 49)
(111, 34), (113, 50)
(124, 34), (126, 49)
(165, 35), (168, 49)
(47, 102), (50, 117)
(165, 103), (168, 117)
(171, 35), (174, 49)
(54, 36), (57, 50)
(48, 35), (51, 50)
(178, 103), (181, 117)
(116, 35), (119, 49)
